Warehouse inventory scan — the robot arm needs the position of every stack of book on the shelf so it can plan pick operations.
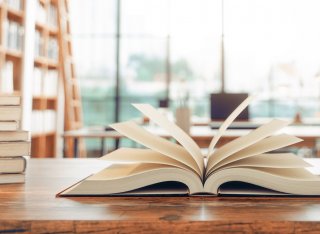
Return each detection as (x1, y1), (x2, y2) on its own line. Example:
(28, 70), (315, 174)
(0, 95), (30, 184)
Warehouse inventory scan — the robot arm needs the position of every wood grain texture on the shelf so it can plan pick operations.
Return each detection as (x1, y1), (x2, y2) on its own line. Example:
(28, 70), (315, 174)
(1, 159), (320, 233)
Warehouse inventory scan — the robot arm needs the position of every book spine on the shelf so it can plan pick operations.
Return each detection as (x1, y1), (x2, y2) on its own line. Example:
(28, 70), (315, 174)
(33, 67), (43, 96)
(43, 70), (58, 97)
(0, 142), (30, 157)
(5, 21), (23, 51)
(0, 131), (29, 141)
(0, 106), (21, 121)
(0, 97), (20, 106)
(0, 156), (26, 174)
(0, 173), (25, 184)
(0, 122), (19, 131)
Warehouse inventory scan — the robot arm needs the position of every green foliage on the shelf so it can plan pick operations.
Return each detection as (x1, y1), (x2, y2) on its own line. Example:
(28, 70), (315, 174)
(128, 54), (165, 81)
(127, 54), (195, 81)
(171, 59), (194, 81)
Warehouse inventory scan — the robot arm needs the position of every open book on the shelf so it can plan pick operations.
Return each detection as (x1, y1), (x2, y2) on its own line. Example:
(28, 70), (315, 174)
(59, 97), (320, 196)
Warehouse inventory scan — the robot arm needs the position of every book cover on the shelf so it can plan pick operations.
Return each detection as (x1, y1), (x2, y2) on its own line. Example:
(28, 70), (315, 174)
(0, 130), (29, 141)
(0, 106), (21, 121)
(0, 173), (25, 184)
(0, 121), (19, 131)
(0, 95), (20, 106)
(0, 156), (26, 174)
(0, 141), (30, 157)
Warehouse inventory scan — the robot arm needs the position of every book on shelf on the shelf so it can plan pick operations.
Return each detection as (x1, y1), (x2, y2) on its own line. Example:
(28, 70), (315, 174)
(0, 61), (14, 94)
(43, 110), (56, 132)
(47, 37), (58, 60)
(5, 20), (24, 51)
(6, 0), (23, 11)
(34, 30), (45, 57)
(31, 110), (56, 134)
(59, 97), (320, 197)
(0, 156), (26, 174)
(31, 110), (43, 134)
(33, 67), (43, 96)
(0, 141), (30, 157)
(33, 68), (58, 97)
(35, 1), (46, 25)
(48, 3), (57, 28)
(34, 30), (40, 57)
(43, 70), (58, 97)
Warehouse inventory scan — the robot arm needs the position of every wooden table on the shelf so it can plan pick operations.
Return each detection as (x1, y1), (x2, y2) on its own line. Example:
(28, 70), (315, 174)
(63, 125), (320, 157)
(2, 158), (320, 233)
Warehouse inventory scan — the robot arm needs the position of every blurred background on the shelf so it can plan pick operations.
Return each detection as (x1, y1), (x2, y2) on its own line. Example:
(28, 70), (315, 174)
(69, 0), (320, 154)
(2, 0), (320, 157)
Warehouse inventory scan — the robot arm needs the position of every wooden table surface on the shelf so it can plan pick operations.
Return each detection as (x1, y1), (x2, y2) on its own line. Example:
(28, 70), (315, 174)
(2, 159), (320, 233)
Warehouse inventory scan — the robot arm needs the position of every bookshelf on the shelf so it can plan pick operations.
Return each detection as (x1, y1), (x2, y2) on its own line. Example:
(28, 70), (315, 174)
(31, 0), (60, 157)
(0, 0), (75, 157)
(0, 0), (25, 95)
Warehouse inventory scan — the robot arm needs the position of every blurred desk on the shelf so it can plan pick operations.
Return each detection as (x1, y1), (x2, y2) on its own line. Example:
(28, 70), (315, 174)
(63, 125), (320, 158)
(63, 127), (122, 157)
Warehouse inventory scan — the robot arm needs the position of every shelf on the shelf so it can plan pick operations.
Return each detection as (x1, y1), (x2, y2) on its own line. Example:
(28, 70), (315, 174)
(31, 0), (66, 158)
(33, 96), (58, 101)
(36, 22), (58, 35)
(39, 0), (47, 5)
(32, 131), (56, 138)
(50, 0), (58, 4)
(34, 56), (47, 66)
(5, 49), (23, 59)
(7, 7), (24, 23)
(33, 97), (57, 110)
(47, 59), (59, 68)
(49, 27), (58, 35)
(34, 57), (58, 68)
(35, 21), (48, 32)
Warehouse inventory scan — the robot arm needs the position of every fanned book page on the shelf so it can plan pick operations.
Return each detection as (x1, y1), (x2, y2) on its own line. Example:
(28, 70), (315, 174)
(58, 97), (320, 197)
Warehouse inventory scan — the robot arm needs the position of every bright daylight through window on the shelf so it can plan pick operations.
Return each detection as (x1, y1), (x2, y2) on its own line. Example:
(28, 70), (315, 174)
(70, 0), (320, 151)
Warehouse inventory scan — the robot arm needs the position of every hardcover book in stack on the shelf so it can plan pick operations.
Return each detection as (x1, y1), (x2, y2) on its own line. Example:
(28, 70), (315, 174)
(0, 95), (30, 184)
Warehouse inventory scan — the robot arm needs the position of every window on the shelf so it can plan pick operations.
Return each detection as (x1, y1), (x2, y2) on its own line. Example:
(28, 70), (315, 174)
(70, 0), (320, 152)
(224, 0), (320, 117)
(71, 0), (116, 125)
